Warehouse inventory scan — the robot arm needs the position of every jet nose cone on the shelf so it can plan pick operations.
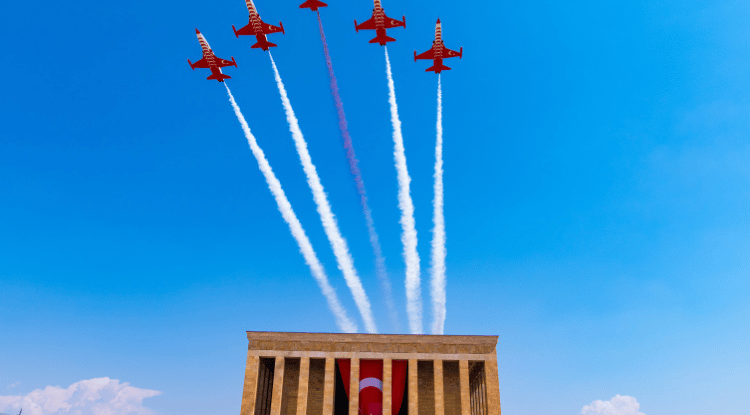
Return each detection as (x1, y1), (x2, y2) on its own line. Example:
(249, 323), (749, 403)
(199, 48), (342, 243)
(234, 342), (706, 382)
(196, 28), (201, 34)
(436, 18), (441, 23)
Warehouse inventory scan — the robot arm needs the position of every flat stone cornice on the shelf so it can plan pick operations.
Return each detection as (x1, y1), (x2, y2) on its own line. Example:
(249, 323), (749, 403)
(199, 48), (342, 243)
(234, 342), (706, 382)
(246, 331), (499, 355)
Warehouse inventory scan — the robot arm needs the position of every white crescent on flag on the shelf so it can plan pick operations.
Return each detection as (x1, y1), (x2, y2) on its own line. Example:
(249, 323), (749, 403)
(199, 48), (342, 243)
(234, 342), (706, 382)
(359, 377), (383, 392)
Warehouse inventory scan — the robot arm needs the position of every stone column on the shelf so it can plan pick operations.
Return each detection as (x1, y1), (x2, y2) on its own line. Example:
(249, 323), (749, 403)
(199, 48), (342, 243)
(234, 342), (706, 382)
(270, 357), (286, 415)
(382, 358), (392, 415)
(348, 358), (360, 415)
(297, 357), (310, 415)
(434, 359), (445, 415)
(241, 355), (260, 415)
(323, 358), (336, 415)
(485, 358), (501, 415)
(459, 360), (471, 415)
(408, 359), (418, 415)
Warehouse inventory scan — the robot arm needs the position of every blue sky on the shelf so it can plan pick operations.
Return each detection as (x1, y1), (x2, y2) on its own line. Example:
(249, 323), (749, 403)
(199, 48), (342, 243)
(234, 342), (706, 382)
(1, 0), (749, 414)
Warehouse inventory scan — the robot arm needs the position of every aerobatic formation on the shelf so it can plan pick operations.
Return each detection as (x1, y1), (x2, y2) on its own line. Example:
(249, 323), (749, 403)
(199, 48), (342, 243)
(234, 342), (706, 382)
(187, 0), (462, 341)
(188, 0), (463, 78)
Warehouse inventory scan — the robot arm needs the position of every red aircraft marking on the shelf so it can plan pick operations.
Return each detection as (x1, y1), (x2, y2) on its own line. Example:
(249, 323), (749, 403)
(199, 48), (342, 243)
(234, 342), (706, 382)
(299, 0), (327, 12)
(188, 29), (237, 82)
(414, 19), (462, 74)
(354, 0), (405, 46)
(233, 0), (284, 51)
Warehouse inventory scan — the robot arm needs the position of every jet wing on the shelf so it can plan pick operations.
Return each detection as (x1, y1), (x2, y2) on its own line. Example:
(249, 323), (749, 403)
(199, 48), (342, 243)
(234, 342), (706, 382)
(355, 17), (377, 31)
(215, 57), (236, 68)
(234, 22), (259, 36)
(443, 46), (462, 58)
(383, 15), (405, 29)
(261, 20), (283, 34)
(190, 58), (210, 68)
(415, 47), (435, 61)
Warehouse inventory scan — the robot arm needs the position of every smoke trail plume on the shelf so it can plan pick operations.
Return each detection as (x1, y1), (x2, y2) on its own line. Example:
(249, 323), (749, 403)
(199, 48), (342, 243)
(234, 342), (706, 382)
(431, 75), (446, 335)
(268, 53), (379, 334)
(384, 48), (423, 334)
(224, 83), (357, 333)
(317, 13), (400, 332)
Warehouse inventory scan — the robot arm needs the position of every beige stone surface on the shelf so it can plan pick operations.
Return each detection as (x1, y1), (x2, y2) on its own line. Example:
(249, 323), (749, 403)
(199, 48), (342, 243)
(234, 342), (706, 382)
(408, 359), (418, 415)
(322, 358), (335, 415)
(297, 357), (310, 415)
(459, 360), (471, 415)
(246, 350), (494, 362)
(485, 358), (501, 415)
(307, 359), (326, 415)
(382, 358), (392, 415)
(246, 332), (498, 355)
(418, 360), (435, 415)
(241, 355), (259, 415)
(442, 361), (461, 415)
(239, 332), (500, 415)
(433, 360), (444, 415)
(270, 357), (285, 415)
(348, 358), (360, 415)
(280, 358), (300, 415)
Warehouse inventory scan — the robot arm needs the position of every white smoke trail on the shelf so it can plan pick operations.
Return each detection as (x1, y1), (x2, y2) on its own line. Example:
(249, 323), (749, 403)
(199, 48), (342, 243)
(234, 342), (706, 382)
(316, 14), (400, 332)
(431, 75), (446, 335)
(384, 48), (423, 335)
(224, 83), (357, 333)
(268, 53), (378, 334)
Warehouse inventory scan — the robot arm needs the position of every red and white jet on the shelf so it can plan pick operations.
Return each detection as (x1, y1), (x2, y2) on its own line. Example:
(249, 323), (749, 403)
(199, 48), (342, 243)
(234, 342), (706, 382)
(299, 0), (327, 12)
(414, 19), (462, 74)
(232, 0), (285, 51)
(188, 29), (237, 82)
(354, 0), (405, 46)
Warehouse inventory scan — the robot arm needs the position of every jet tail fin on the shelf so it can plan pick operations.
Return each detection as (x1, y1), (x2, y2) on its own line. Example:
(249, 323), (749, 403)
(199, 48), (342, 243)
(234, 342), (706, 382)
(252, 40), (277, 50)
(207, 73), (232, 82)
(370, 35), (396, 45)
(426, 63), (451, 73)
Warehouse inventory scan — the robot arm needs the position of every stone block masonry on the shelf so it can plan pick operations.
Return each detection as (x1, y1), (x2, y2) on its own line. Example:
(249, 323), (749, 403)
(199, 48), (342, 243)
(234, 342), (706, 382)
(240, 332), (500, 415)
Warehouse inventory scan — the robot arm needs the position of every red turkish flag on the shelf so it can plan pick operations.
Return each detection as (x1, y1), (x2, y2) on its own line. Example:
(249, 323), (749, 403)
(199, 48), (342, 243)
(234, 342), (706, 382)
(338, 359), (407, 415)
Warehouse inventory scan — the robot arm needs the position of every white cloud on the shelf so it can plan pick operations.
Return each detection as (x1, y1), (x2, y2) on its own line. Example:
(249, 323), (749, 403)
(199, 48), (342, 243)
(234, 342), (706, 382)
(0, 378), (161, 415)
(582, 395), (645, 415)
(7, 383), (20, 389)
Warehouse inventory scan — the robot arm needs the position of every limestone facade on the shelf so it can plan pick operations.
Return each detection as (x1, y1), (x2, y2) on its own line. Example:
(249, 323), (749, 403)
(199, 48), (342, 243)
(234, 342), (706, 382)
(240, 332), (500, 415)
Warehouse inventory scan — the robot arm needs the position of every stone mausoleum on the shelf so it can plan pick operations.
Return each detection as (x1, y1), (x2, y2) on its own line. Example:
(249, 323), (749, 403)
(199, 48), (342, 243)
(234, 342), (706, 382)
(239, 331), (500, 415)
